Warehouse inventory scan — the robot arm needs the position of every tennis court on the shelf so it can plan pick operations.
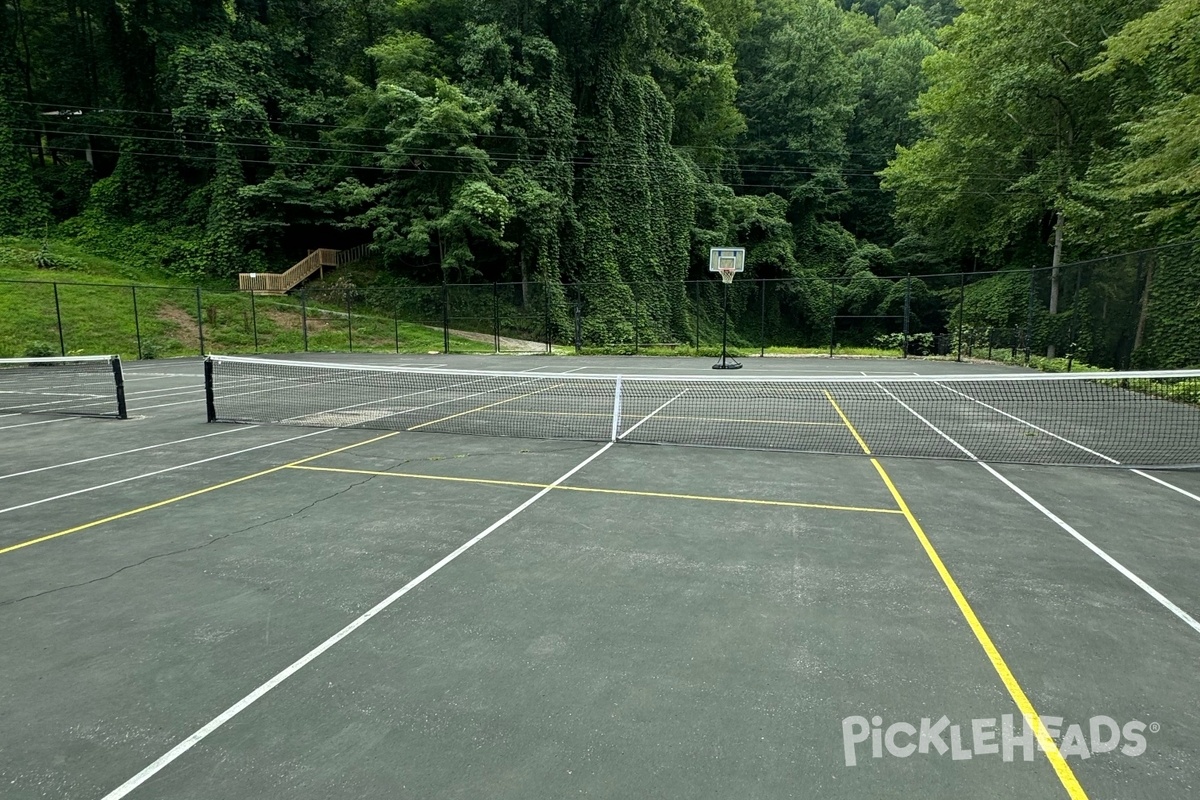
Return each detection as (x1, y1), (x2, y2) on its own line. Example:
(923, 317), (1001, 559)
(2, 354), (1199, 799)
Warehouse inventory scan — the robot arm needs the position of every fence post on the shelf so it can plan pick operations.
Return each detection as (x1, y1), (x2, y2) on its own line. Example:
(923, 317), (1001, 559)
(493, 282), (500, 354)
(574, 287), (582, 354)
(442, 280), (450, 355)
(250, 289), (259, 353)
(760, 278), (766, 357)
(394, 301), (400, 354)
(903, 274), (911, 358)
(1026, 266), (1036, 364)
(196, 287), (205, 356)
(634, 292), (639, 355)
(957, 272), (966, 362)
(544, 282), (551, 354)
(694, 281), (701, 353)
(131, 286), (142, 359)
(346, 290), (354, 353)
(53, 282), (65, 356)
(828, 279), (836, 358)
(301, 289), (309, 352)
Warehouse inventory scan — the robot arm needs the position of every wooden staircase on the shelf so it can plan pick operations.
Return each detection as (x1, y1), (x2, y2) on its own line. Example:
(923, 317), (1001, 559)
(238, 244), (371, 294)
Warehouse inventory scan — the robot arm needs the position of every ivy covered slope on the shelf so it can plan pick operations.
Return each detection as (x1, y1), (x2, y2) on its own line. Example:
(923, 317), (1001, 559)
(1, 0), (1197, 366)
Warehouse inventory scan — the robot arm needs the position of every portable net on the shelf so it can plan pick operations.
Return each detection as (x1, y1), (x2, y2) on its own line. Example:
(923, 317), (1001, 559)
(0, 355), (128, 418)
(204, 356), (1200, 468)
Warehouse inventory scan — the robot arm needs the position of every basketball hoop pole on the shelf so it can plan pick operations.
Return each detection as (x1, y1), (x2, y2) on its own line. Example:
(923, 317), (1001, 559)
(713, 275), (742, 370)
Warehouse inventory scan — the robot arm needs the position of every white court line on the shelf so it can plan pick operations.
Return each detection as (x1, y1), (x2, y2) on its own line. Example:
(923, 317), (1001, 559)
(0, 427), (253, 481)
(99, 439), (615, 800)
(936, 382), (1200, 504)
(617, 389), (690, 440)
(1130, 470), (1200, 504)
(0, 417), (77, 431)
(0, 429), (330, 516)
(876, 383), (1200, 637)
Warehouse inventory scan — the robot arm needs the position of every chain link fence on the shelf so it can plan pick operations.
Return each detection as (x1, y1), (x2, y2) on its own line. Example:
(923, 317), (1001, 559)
(3, 240), (1195, 368)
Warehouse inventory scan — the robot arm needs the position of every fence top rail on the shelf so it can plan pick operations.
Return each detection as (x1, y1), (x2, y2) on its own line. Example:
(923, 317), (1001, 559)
(206, 355), (1200, 385)
(0, 354), (118, 365)
(0, 277), (191, 290)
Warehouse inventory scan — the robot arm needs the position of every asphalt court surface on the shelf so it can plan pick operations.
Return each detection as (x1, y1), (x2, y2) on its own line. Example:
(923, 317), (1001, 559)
(2, 354), (1199, 799)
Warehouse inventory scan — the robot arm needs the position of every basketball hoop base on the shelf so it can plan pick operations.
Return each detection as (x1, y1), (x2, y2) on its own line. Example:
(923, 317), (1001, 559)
(712, 354), (742, 370)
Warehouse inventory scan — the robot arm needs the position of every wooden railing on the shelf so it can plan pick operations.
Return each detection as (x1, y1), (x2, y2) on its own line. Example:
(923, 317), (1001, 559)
(238, 246), (368, 294)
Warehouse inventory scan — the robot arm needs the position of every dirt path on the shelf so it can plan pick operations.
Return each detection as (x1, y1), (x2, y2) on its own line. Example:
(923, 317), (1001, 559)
(431, 327), (547, 352)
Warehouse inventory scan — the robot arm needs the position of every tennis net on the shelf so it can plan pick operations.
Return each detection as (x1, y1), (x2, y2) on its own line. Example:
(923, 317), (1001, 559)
(0, 355), (128, 419)
(204, 356), (1200, 468)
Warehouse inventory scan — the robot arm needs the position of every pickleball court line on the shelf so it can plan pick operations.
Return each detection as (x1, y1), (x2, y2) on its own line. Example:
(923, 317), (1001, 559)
(872, 384), (1200, 638)
(97, 442), (616, 799)
(934, 381), (1200, 503)
(823, 390), (1088, 800)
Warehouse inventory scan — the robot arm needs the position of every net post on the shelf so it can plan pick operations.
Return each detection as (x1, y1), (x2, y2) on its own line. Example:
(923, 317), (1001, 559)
(196, 286), (205, 356)
(203, 357), (217, 423)
(250, 289), (259, 353)
(53, 282), (65, 356)
(610, 375), (623, 442)
(131, 285), (142, 360)
(111, 355), (128, 420)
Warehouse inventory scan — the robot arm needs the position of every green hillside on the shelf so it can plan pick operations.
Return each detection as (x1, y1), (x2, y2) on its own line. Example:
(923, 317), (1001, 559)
(0, 238), (490, 359)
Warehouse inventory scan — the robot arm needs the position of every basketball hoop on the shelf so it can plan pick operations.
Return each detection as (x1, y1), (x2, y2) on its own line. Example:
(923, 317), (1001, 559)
(708, 247), (746, 370)
(709, 248), (746, 283)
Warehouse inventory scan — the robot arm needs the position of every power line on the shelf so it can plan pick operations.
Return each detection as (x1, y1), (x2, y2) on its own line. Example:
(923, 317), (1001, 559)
(16, 124), (1058, 191)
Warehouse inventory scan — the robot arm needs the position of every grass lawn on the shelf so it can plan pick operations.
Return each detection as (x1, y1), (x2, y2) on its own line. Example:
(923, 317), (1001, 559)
(0, 239), (491, 359)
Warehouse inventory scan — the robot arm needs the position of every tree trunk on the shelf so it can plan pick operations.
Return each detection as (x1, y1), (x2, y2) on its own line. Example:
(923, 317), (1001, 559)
(1046, 210), (1064, 358)
(520, 249), (529, 308)
(1133, 254), (1155, 353)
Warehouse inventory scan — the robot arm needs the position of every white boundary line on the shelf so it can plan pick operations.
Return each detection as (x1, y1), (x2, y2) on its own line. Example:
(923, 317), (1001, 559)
(0, 427), (253, 481)
(0, 429), (330, 516)
(0, 417), (77, 431)
(99, 440), (615, 800)
(875, 383), (1200, 636)
(936, 382), (1200, 502)
(1129, 470), (1200, 503)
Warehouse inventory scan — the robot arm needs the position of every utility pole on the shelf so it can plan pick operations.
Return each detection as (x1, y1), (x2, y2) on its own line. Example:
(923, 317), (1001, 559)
(1047, 210), (1065, 358)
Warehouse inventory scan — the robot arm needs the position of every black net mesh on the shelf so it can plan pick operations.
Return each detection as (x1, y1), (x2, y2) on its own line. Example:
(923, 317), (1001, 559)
(206, 357), (1200, 467)
(0, 355), (127, 418)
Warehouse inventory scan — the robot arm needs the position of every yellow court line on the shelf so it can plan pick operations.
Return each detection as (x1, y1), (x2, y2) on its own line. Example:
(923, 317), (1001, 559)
(287, 464), (903, 515)
(406, 384), (566, 431)
(822, 392), (1088, 800)
(0, 432), (400, 557)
